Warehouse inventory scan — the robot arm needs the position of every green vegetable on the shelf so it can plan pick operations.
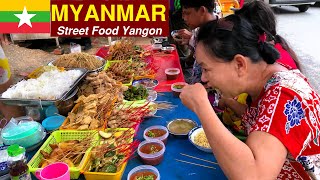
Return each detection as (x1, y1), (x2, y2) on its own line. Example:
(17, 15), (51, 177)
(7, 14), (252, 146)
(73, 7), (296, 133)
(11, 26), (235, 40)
(109, 144), (115, 148)
(101, 163), (117, 173)
(124, 85), (149, 101)
(134, 45), (143, 51)
(150, 145), (160, 154)
(147, 130), (155, 137)
(104, 150), (116, 157)
(137, 175), (155, 180)
(174, 85), (185, 89)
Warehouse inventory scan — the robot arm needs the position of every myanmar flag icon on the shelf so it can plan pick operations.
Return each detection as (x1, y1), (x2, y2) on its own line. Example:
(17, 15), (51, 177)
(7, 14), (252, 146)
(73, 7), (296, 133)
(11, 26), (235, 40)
(0, 0), (50, 33)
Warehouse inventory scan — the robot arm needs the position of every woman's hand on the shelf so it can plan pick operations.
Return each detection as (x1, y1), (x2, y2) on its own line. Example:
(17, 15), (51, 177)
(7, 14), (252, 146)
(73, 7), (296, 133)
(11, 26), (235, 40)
(180, 83), (209, 113)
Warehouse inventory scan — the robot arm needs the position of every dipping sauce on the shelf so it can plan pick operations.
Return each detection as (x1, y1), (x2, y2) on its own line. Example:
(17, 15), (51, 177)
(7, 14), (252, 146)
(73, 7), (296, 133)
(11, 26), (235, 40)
(168, 120), (196, 135)
(145, 129), (166, 138)
(140, 143), (162, 154)
(143, 126), (169, 144)
(171, 82), (187, 97)
(138, 141), (165, 165)
(130, 171), (157, 180)
(165, 68), (180, 80)
(168, 70), (178, 73)
(173, 84), (185, 89)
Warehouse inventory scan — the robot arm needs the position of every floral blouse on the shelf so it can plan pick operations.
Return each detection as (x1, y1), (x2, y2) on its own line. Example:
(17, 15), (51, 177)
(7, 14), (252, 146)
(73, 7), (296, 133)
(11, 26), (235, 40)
(242, 70), (320, 179)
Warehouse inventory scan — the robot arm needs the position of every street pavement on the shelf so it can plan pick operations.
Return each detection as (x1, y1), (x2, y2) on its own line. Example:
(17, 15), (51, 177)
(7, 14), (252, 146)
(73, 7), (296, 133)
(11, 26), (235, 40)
(275, 6), (320, 93)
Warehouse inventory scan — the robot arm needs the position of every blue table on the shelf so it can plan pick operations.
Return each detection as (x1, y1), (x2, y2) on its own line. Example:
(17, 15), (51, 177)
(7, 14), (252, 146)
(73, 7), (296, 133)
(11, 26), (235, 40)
(27, 92), (227, 180)
(122, 92), (227, 180)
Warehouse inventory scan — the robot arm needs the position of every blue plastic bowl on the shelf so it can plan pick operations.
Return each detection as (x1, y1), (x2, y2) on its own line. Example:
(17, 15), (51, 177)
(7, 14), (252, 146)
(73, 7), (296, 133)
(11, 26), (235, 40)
(42, 115), (65, 131)
(45, 105), (59, 117)
(188, 127), (212, 153)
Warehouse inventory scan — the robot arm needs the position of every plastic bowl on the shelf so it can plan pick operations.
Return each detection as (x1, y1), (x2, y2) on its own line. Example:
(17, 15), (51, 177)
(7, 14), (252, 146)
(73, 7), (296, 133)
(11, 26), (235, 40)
(45, 105), (59, 117)
(171, 30), (183, 43)
(165, 68), (180, 80)
(161, 46), (175, 54)
(152, 44), (162, 51)
(143, 125), (169, 144)
(167, 119), (198, 137)
(147, 90), (158, 102)
(188, 127), (212, 153)
(1, 121), (45, 148)
(133, 79), (159, 89)
(138, 139), (165, 166)
(127, 165), (160, 180)
(171, 82), (188, 97)
(42, 115), (66, 131)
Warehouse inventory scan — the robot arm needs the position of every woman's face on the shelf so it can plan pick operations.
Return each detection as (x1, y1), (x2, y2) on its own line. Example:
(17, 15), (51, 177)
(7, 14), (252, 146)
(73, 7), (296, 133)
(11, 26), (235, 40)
(196, 43), (242, 98)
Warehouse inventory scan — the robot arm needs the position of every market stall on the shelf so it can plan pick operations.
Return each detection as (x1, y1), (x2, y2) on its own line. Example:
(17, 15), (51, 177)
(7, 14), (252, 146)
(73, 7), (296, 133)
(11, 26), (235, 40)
(0, 39), (227, 180)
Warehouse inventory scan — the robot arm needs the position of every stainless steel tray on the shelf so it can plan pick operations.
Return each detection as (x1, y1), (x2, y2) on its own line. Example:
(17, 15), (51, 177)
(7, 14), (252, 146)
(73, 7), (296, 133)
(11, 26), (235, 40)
(48, 55), (106, 73)
(0, 68), (87, 106)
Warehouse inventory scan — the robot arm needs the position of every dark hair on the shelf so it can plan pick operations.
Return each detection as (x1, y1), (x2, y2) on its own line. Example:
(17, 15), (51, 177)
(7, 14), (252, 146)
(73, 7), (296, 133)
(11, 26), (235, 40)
(180, 0), (215, 13)
(235, 0), (300, 69)
(197, 15), (280, 64)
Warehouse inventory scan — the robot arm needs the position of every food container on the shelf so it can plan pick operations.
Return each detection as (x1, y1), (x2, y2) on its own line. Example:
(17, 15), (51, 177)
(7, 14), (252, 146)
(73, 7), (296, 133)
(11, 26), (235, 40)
(0, 145), (9, 177)
(143, 126), (169, 144)
(0, 68), (87, 107)
(55, 87), (78, 116)
(127, 165), (160, 180)
(161, 46), (175, 54)
(132, 79), (159, 90)
(49, 56), (106, 73)
(45, 105), (59, 117)
(42, 115), (66, 131)
(138, 139), (165, 166)
(1, 119), (45, 148)
(28, 130), (99, 179)
(147, 90), (158, 102)
(167, 119), (198, 137)
(171, 30), (183, 43)
(82, 128), (134, 180)
(188, 127), (212, 153)
(82, 152), (128, 180)
(152, 44), (162, 51)
(171, 82), (188, 97)
(171, 30), (189, 44)
(165, 68), (180, 80)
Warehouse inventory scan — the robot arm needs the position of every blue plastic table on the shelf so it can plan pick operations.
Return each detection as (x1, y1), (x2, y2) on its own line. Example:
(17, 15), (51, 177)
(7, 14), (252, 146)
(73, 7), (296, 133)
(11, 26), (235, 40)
(28, 92), (227, 180)
(122, 92), (227, 180)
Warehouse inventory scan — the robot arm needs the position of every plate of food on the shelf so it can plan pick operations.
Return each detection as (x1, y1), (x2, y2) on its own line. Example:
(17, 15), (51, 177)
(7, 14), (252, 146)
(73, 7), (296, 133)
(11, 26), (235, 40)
(49, 53), (106, 73)
(188, 127), (212, 153)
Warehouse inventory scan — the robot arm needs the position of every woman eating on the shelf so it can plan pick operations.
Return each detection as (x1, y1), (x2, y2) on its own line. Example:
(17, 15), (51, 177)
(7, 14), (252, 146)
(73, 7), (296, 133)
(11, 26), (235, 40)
(180, 15), (320, 179)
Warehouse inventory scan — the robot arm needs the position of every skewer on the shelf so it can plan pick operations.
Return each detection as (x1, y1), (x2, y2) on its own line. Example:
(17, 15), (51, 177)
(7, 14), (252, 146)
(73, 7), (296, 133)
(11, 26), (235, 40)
(180, 153), (218, 165)
(175, 159), (216, 169)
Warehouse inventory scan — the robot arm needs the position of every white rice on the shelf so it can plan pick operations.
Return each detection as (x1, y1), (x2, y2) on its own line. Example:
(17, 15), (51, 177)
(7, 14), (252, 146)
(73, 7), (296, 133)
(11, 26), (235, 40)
(1, 69), (82, 100)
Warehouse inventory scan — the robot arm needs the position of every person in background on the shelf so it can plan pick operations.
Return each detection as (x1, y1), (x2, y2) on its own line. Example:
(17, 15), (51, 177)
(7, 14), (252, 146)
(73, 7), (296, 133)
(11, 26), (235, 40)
(178, 0), (219, 84)
(217, 0), (301, 130)
(0, 34), (10, 45)
(180, 15), (319, 179)
(0, 45), (25, 123)
(80, 37), (92, 50)
(169, 0), (191, 61)
(235, 0), (299, 70)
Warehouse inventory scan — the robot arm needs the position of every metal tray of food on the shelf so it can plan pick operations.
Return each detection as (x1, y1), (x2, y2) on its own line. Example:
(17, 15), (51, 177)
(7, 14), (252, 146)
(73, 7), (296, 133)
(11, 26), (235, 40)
(48, 56), (106, 73)
(0, 68), (88, 106)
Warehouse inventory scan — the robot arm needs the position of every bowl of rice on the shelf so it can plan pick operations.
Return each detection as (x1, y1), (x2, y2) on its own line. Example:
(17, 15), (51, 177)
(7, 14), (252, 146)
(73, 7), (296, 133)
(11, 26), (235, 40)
(188, 127), (212, 153)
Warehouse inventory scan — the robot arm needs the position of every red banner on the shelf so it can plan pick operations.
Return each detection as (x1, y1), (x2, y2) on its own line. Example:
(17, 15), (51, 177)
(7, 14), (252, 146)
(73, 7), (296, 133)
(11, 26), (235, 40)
(50, 0), (169, 37)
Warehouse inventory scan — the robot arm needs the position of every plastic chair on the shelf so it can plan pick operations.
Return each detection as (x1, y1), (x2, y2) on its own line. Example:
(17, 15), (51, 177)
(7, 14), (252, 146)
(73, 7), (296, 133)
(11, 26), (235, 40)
(217, 0), (240, 17)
